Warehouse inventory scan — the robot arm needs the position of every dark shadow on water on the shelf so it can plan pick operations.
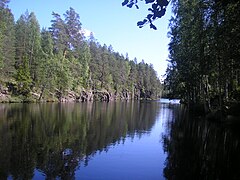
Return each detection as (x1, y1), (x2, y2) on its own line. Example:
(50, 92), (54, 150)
(162, 105), (240, 180)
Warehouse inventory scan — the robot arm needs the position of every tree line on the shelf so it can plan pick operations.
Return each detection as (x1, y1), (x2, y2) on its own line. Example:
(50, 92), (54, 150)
(0, 0), (162, 102)
(164, 0), (240, 111)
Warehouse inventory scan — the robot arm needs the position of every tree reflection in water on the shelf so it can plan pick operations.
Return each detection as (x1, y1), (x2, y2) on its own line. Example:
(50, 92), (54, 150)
(0, 101), (160, 179)
(162, 105), (240, 179)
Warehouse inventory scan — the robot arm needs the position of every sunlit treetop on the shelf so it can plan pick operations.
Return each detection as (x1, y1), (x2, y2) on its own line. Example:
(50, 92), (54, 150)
(0, 0), (10, 8)
(122, 0), (169, 30)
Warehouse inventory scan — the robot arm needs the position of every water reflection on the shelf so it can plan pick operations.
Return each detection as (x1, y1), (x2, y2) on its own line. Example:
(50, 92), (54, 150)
(0, 101), (161, 179)
(163, 105), (240, 179)
(2, 101), (238, 179)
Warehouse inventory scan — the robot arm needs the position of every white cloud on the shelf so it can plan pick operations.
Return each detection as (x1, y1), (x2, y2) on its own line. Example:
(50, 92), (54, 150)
(80, 28), (94, 37)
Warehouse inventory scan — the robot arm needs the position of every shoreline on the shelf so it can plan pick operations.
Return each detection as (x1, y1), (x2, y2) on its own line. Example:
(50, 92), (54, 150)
(0, 90), (158, 103)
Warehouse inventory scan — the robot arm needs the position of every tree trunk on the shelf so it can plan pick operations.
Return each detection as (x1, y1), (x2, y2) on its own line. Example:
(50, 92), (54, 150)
(39, 85), (46, 101)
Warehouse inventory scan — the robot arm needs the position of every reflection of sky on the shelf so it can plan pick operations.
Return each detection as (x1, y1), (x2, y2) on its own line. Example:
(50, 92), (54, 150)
(32, 101), (179, 179)
(33, 170), (45, 179)
(72, 103), (174, 180)
(75, 123), (166, 179)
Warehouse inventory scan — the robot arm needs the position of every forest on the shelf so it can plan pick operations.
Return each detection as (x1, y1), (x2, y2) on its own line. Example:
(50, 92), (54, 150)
(163, 0), (240, 113)
(0, 1), (162, 102)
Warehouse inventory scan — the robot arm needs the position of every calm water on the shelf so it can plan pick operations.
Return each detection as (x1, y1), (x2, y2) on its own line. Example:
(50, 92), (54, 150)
(0, 100), (240, 179)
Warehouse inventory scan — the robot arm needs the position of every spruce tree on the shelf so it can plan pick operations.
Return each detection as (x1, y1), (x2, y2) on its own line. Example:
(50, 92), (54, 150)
(27, 12), (42, 83)
(15, 56), (32, 96)
(0, 0), (15, 79)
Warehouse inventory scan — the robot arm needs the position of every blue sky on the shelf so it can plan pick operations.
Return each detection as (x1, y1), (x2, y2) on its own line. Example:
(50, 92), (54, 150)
(9, 0), (172, 78)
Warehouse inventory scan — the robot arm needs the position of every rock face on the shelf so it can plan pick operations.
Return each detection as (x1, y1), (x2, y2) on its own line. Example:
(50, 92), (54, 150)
(54, 90), (112, 102)
(0, 93), (10, 102)
(92, 91), (111, 101)
(55, 89), (136, 102)
(0, 85), (11, 102)
(0, 83), (156, 103)
(79, 91), (92, 102)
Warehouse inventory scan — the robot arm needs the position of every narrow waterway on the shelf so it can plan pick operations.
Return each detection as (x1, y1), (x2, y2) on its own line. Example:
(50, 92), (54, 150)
(0, 100), (239, 179)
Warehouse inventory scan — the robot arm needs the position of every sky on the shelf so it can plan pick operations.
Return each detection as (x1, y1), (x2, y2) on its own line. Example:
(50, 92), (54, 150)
(8, 0), (172, 78)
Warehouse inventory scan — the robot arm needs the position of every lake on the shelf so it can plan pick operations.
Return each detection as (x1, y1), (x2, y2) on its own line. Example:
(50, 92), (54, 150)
(0, 100), (240, 179)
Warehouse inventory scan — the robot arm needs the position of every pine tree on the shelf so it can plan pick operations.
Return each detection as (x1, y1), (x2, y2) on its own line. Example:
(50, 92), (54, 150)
(64, 7), (91, 90)
(49, 12), (68, 57)
(27, 12), (42, 83)
(15, 12), (29, 67)
(15, 56), (32, 96)
(78, 42), (90, 88)
(64, 7), (83, 53)
(128, 59), (138, 98)
(54, 54), (72, 99)
(89, 40), (102, 90)
(38, 29), (55, 100)
(0, 0), (15, 79)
